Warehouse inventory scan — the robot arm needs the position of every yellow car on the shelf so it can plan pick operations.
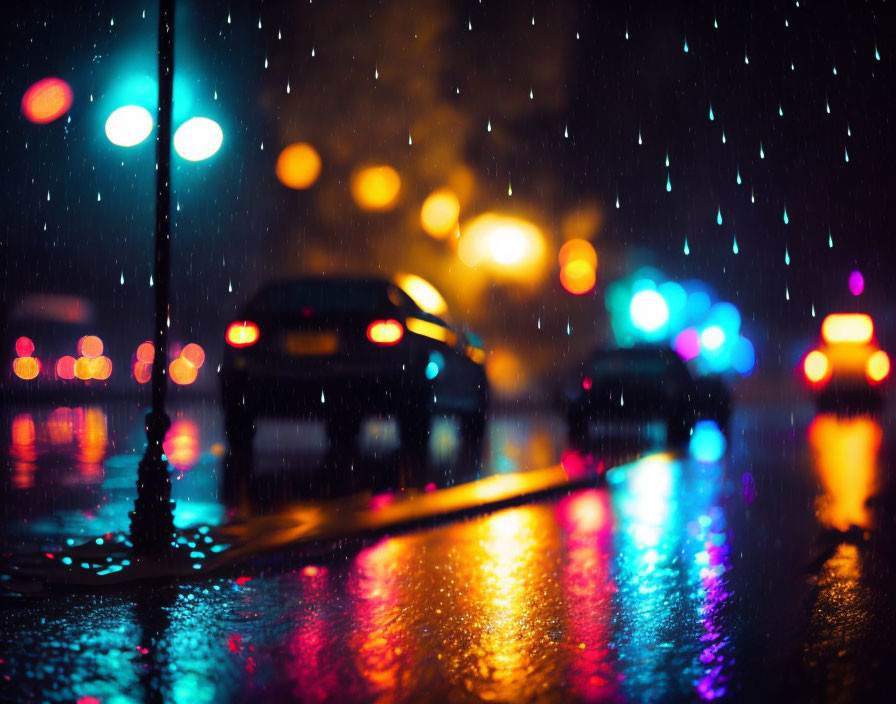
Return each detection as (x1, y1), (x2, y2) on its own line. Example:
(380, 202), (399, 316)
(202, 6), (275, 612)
(803, 314), (890, 410)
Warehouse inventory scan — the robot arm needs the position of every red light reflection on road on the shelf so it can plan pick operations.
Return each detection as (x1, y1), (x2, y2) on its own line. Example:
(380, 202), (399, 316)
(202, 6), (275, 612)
(164, 419), (201, 471)
(11, 414), (37, 489)
(557, 489), (619, 701)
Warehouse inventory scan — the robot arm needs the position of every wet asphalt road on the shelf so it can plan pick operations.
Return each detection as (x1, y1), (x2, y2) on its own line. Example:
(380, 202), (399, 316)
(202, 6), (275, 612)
(2, 397), (896, 702)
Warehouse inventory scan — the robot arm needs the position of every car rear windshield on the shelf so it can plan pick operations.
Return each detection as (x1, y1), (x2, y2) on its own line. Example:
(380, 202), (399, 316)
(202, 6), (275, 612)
(250, 280), (399, 314)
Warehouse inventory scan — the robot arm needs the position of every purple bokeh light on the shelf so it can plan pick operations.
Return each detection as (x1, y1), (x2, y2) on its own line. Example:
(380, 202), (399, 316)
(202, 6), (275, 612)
(848, 270), (865, 296)
(674, 327), (702, 361)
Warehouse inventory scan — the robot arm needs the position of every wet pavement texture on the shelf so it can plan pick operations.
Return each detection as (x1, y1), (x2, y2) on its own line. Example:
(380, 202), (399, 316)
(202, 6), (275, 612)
(2, 399), (896, 702)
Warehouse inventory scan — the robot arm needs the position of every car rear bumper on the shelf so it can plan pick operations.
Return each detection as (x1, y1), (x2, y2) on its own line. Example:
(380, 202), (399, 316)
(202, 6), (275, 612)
(221, 367), (430, 418)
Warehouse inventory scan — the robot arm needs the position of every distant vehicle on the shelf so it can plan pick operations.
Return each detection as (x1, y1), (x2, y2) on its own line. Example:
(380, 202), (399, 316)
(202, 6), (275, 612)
(562, 346), (730, 446)
(220, 276), (489, 455)
(803, 313), (890, 410)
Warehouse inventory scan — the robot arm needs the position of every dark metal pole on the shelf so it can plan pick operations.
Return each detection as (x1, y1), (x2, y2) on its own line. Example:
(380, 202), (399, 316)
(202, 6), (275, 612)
(130, 0), (176, 556)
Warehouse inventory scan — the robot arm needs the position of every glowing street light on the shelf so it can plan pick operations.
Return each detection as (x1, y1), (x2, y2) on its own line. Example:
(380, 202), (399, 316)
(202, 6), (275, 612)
(629, 289), (669, 332)
(105, 105), (154, 147)
(173, 116), (223, 161)
(458, 213), (546, 281)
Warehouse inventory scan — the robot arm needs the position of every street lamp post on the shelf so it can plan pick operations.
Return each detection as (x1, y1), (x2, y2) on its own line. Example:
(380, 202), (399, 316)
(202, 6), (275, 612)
(129, 0), (176, 556)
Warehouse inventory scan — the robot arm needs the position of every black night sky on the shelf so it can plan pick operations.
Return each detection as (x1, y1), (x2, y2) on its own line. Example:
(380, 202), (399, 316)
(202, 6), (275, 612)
(2, 0), (894, 391)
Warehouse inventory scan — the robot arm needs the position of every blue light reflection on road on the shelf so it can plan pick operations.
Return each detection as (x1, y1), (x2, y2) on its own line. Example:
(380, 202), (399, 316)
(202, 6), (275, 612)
(607, 451), (732, 700)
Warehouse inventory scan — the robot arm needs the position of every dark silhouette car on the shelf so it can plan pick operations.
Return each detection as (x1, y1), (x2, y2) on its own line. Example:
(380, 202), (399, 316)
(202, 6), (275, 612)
(562, 346), (730, 446)
(220, 276), (488, 456)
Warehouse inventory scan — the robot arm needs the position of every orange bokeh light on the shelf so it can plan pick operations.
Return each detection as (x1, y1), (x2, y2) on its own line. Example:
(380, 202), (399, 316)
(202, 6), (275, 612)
(226, 321), (260, 347)
(804, 350), (829, 383)
(136, 341), (155, 363)
(181, 343), (206, 369)
(134, 360), (153, 384)
(74, 356), (92, 380)
(420, 188), (461, 238)
(13, 356), (40, 380)
(560, 260), (597, 295)
(276, 142), (322, 190)
(866, 350), (890, 383)
(78, 335), (104, 359)
(558, 239), (597, 269)
(169, 357), (199, 385)
(90, 356), (113, 380)
(22, 77), (73, 124)
(56, 356), (76, 380)
(351, 165), (401, 211)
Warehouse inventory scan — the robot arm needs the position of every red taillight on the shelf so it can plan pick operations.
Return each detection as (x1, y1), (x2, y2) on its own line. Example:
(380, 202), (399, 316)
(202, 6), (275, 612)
(367, 319), (404, 345)
(226, 321), (260, 348)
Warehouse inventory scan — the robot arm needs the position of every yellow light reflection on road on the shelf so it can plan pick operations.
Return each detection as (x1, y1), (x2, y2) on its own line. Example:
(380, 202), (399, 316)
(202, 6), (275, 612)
(808, 414), (881, 531)
(11, 414), (37, 489)
(76, 408), (107, 481)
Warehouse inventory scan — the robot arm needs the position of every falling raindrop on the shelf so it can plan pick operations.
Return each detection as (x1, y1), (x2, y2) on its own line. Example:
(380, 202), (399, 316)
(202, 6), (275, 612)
(665, 151), (670, 168)
(97, 192), (101, 202)
(759, 141), (765, 159)
(785, 285), (790, 301)
(537, 316), (541, 330)
(532, 15), (535, 26)
(214, 90), (218, 100)
(828, 229), (833, 247)
(825, 98), (830, 114)
(750, 188), (756, 204)
(637, 129), (642, 145)
(566, 319), (571, 335)
(778, 104), (783, 117)
(732, 235), (739, 254)
(149, 275), (154, 287)
(47, 190), (51, 201)
(375, 65), (378, 80)
(683, 37), (689, 52)
(408, 132), (413, 146)
(529, 88), (533, 100)
(683, 237), (690, 255)
(564, 124), (569, 138)
(717, 206), (723, 226)
(847, 123), (851, 137)
(228, 279), (232, 293)
(43, 222), (46, 231)
(286, 80), (290, 94)
(615, 192), (620, 209)
(709, 104), (714, 121)
(736, 166), (741, 185)
(785, 18), (789, 27)
(311, 47), (315, 57)
(227, 10), (231, 24)
(258, 17), (261, 29)
(791, 61), (795, 71)
(721, 129), (726, 144)
(508, 180), (512, 196)
(278, 28), (282, 40)
(468, 18), (472, 31)
(666, 173), (671, 192)
(142, 10), (146, 19)
(784, 246), (790, 265)
(714, 16), (718, 29)
(167, 315), (170, 328)
(120, 271), (124, 285)
(833, 65), (837, 75)
(811, 302), (816, 317)
(620, 391), (624, 407)
(576, 32), (580, 40)
(487, 118), (492, 132)
(625, 24), (629, 40)
(875, 44), (881, 61)
(111, 17), (114, 26)
(744, 50), (749, 64)
(260, 142), (264, 150)
(844, 147), (849, 163)
(264, 56), (268, 68)
(783, 206), (789, 225)
(321, 390), (325, 403)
